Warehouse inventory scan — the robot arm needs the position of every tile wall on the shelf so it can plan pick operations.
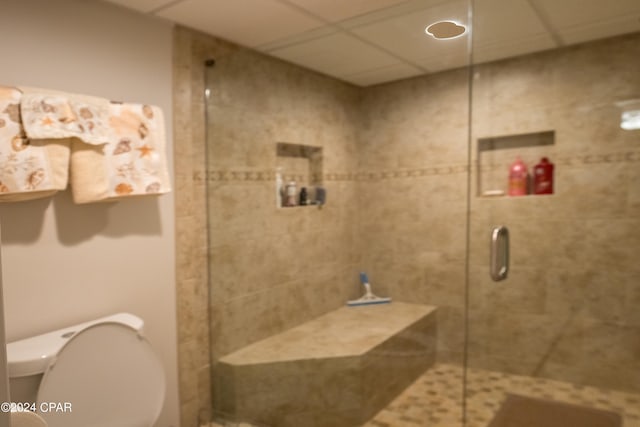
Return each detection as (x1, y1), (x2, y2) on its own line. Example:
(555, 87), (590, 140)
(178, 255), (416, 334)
(174, 26), (640, 425)
(173, 25), (362, 426)
(357, 67), (471, 366)
(174, 26), (211, 427)
(201, 44), (362, 359)
(359, 32), (640, 390)
(466, 33), (640, 391)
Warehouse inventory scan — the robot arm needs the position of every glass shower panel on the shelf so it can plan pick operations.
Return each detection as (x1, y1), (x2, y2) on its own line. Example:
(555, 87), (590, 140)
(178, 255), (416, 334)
(204, 1), (473, 425)
(204, 51), (375, 425)
(465, 0), (640, 425)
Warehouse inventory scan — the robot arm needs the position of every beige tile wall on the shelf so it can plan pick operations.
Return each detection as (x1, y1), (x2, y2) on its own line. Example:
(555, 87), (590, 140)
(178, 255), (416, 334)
(467, 33), (640, 391)
(359, 31), (640, 390)
(357, 67), (471, 366)
(174, 25), (640, 425)
(174, 26), (211, 427)
(202, 43), (361, 360)
(174, 26), (361, 425)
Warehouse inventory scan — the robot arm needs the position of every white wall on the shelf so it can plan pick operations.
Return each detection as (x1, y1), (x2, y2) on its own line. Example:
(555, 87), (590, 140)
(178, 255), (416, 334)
(0, 227), (10, 427)
(0, 1), (178, 426)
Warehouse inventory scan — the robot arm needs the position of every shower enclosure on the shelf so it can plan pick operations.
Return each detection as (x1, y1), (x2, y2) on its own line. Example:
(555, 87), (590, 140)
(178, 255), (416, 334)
(201, 1), (640, 425)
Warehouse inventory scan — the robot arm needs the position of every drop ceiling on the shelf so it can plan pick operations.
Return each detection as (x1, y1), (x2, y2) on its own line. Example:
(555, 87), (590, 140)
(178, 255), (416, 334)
(104, 0), (640, 86)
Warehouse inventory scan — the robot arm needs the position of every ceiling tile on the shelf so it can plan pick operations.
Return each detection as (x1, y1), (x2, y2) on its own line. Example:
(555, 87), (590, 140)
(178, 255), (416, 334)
(103, 0), (177, 14)
(155, 0), (325, 47)
(416, 44), (470, 72)
(282, 0), (410, 23)
(257, 26), (337, 52)
(269, 33), (399, 78)
(471, 0), (557, 63)
(472, 33), (556, 64)
(351, 0), (470, 69)
(557, 16), (640, 45)
(107, 0), (640, 86)
(530, 0), (640, 29)
(340, 0), (458, 30)
(341, 63), (424, 86)
(473, 0), (551, 47)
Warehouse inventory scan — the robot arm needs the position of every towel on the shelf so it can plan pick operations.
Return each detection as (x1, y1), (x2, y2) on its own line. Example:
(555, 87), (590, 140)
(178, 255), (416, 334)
(20, 89), (110, 145)
(0, 86), (70, 202)
(70, 102), (171, 203)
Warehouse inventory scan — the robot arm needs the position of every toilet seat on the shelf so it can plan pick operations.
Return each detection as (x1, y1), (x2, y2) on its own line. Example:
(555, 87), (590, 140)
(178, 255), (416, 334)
(11, 410), (48, 427)
(36, 322), (165, 427)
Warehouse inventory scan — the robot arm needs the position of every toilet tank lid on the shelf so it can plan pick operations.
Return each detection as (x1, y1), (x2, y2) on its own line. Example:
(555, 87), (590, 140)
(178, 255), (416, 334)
(7, 313), (144, 378)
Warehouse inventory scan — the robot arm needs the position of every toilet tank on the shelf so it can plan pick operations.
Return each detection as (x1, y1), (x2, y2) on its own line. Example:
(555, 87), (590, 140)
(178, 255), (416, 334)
(6, 313), (144, 402)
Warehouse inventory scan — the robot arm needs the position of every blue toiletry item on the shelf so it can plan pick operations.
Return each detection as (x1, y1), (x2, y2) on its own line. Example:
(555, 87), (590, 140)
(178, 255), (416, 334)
(360, 272), (368, 284)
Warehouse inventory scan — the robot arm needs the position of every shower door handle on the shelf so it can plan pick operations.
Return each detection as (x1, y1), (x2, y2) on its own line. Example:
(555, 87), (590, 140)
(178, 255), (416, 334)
(490, 226), (509, 281)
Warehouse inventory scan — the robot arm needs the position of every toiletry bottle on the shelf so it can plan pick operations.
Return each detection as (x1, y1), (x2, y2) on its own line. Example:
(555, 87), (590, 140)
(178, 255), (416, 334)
(533, 157), (554, 195)
(315, 187), (326, 205)
(285, 181), (297, 207)
(299, 187), (308, 205)
(508, 157), (528, 196)
(275, 167), (283, 207)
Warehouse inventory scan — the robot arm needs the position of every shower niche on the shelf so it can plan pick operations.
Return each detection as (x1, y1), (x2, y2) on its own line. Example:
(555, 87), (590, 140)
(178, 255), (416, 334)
(276, 142), (323, 208)
(477, 130), (556, 197)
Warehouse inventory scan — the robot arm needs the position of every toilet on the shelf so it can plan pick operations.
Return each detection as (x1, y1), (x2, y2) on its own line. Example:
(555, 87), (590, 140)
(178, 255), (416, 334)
(7, 313), (165, 427)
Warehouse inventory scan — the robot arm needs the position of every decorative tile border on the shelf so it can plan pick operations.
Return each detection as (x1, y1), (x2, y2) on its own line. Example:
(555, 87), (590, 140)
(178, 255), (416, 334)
(477, 150), (640, 173)
(192, 150), (640, 184)
(192, 170), (274, 183)
(193, 166), (469, 184)
(358, 165), (469, 181)
(556, 150), (640, 166)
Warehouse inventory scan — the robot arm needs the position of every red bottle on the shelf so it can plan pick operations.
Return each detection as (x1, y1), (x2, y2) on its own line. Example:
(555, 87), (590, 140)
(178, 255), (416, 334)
(533, 157), (554, 195)
(508, 157), (528, 196)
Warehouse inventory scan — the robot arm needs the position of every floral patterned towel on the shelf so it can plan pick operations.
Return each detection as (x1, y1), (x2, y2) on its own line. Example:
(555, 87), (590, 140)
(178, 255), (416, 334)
(0, 86), (70, 202)
(70, 102), (171, 203)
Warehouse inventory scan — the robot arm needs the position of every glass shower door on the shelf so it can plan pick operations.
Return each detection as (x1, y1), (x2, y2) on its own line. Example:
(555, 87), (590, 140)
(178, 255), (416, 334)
(465, 2), (640, 425)
(204, 1), (474, 425)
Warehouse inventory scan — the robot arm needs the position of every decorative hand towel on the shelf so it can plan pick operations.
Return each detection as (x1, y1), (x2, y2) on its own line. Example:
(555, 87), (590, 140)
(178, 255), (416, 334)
(19, 90), (110, 145)
(70, 102), (171, 203)
(0, 86), (70, 202)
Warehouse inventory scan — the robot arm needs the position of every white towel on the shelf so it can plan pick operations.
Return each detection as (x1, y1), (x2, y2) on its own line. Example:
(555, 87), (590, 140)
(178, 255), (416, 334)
(70, 102), (171, 203)
(0, 86), (70, 202)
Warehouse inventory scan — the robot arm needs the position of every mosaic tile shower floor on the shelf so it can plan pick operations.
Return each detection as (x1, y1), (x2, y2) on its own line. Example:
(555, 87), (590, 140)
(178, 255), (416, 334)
(364, 364), (640, 427)
(208, 363), (640, 427)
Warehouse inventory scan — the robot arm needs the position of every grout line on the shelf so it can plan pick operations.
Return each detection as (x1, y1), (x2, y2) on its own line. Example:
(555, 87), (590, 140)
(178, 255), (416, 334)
(530, 308), (579, 377)
(269, 0), (432, 74)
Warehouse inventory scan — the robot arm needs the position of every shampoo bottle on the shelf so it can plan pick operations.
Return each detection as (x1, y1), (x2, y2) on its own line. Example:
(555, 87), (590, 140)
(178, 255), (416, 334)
(508, 157), (528, 196)
(533, 157), (554, 195)
(275, 168), (283, 207)
(299, 187), (308, 205)
(285, 181), (297, 207)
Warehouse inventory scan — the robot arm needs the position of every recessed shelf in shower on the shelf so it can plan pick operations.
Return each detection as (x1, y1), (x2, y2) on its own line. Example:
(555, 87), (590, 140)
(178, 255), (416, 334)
(276, 142), (323, 208)
(477, 130), (555, 197)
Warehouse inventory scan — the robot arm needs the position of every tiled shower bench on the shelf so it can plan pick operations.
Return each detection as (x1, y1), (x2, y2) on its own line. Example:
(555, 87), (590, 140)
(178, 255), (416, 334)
(215, 302), (438, 426)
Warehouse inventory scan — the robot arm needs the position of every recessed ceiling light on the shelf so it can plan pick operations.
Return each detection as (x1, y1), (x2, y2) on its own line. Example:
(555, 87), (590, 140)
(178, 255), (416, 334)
(425, 21), (467, 40)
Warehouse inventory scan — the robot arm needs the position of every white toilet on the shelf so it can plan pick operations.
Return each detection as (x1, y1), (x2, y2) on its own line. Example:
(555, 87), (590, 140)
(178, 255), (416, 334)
(7, 313), (165, 427)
